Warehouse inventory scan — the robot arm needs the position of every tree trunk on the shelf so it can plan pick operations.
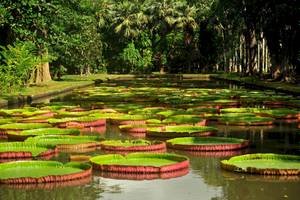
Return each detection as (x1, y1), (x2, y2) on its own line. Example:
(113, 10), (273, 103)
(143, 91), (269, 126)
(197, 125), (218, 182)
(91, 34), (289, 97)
(30, 50), (52, 84)
(244, 28), (257, 75)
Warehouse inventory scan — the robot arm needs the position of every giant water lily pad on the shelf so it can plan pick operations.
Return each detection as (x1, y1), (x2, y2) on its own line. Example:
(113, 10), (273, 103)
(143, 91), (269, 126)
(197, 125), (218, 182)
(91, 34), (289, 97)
(90, 153), (189, 174)
(48, 116), (106, 127)
(25, 135), (103, 150)
(220, 108), (262, 113)
(7, 128), (80, 141)
(100, 139), (166, 153)
(0, 142), (57, 159)
(147, 125), (217, 138)
(218, 116), (274, 126)
(0, 161), (91, 184)
(162, 115), (206, 125)
(221, 153), (300, 175)
(110, 114), (159, 125)
(0, 108), (37, 117)
(0, 118), (21, 125)
(119, 124), (162, 133)
(166, 137), (249, 151)
(256, 108), (300, 119)
(0, 123), (52, 132)
(128, 107), (166, 115)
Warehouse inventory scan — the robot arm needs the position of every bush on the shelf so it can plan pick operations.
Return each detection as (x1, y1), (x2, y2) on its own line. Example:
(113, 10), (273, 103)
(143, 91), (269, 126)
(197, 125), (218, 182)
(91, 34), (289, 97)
(0, 41), (40, 93)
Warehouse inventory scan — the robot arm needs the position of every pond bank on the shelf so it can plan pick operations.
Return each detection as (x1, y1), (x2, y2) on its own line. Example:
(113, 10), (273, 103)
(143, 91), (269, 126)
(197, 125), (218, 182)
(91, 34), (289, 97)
(210, 73), (300, 96)
(0, 74), (115, 108)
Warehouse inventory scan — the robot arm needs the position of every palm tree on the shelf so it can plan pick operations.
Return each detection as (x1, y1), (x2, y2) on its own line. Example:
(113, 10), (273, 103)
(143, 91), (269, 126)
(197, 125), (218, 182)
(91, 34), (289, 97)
(113, 0), (148, 39)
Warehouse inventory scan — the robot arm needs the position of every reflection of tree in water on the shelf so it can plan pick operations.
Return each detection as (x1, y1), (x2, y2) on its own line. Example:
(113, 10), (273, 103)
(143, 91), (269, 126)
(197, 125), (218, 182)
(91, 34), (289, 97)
(0, 177), (124, 200)
(218, 124), (300, 154)
(170, 150), (227, 187)
(221, 173), (300, 200)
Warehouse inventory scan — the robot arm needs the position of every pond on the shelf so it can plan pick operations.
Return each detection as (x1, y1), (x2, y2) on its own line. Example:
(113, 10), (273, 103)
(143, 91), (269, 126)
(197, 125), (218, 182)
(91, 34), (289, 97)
(0, 78), (299, 200)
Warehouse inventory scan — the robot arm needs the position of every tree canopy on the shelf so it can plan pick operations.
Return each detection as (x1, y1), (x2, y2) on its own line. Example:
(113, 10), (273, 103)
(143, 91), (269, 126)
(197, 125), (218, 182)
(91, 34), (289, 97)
(0, 0), (299, 92)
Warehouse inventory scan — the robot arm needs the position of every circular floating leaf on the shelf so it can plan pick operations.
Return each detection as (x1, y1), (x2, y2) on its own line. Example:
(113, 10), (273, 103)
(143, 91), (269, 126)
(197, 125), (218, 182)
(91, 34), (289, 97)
(90, 153), (189, 174)
(7, 128), (80, 141)
(162, 115), (206, 125)
(0, 161), (92, 184)
(100, 139), (166, 153)
(25, 135), (103, 150)
(218, 116), (274, 126)
(147, 125), (217, 138)
(166, 137), (249, 151)
(0, 142), (56, 158)
(221, 153), (300, 175)
(0, 123), (52, 131)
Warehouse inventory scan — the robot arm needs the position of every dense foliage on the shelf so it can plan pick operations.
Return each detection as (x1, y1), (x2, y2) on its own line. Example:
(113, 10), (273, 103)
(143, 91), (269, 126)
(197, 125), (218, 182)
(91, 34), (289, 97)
(0, 0), (298, 92)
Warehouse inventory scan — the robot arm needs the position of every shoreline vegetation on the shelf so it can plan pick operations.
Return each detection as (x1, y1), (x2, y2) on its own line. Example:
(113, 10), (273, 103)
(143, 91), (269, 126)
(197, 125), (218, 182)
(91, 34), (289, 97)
(1, 73), (299, 108)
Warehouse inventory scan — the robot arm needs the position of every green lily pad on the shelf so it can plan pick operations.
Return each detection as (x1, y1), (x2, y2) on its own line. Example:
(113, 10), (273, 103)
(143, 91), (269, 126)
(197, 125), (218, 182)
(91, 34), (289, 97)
(0, 123), (52, 130)
(221, 153), (300, 175)
(0, 142), (53, 157)
(0, 161), (91, 180)
(90, 153), (188, 167)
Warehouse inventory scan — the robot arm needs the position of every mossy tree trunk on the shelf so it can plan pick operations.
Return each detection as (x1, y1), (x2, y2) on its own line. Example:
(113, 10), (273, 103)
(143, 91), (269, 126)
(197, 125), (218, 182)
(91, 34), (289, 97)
(30, 49), (52, 84)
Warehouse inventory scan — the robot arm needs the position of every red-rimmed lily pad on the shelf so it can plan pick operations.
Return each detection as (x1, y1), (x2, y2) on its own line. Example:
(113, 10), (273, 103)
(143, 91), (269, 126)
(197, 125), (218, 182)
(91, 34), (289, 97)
(48, 116), (106, 128)
(162, 115), (207, 126)
(7, 128), (80, 141)
(0, 142), (57, 159)
(218, 116), (274, 126)
(95, 168), (189, 180)
(90, 153), (189, 174)
(99, 139), (166, 153)
(119, 124), (163, 134)
(25, 135), (103, 151)
(0, 123), (52, 136)
(221, 153), (300, 175)
(166, 137), (249, 151)
(110, 114), (159, 125)
(0, 161), (92, 184)
(147, 125), (217, 138)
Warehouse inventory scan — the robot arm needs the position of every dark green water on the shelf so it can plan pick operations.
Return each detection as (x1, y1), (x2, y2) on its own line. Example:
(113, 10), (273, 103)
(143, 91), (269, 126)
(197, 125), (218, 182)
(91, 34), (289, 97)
(0, 79), (300, 200)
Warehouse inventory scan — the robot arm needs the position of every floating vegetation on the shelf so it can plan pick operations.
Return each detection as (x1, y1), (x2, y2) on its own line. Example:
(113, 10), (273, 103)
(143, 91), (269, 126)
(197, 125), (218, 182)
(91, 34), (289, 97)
(166, 137), (249, 151)
(90, 153), (189, 175)
(110, 114), (159, 125)
(48, 116), (106, 127)
(0, 142), (57, 159)
(162, 115), (207, 126)
(221, 153), (300, 175)
(0, 123), (52, 136)
(100, 139), (166, 153)
(25, 135), (103, 150)
(218, 116), (274, 126)
(0, 161), (92, 184)
(147, 125), (217, 138)
(7, 128), (80, 141)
